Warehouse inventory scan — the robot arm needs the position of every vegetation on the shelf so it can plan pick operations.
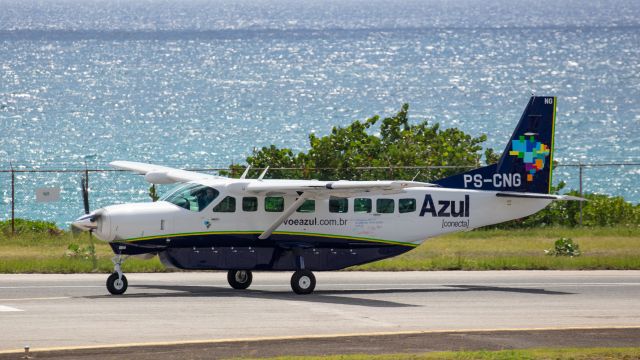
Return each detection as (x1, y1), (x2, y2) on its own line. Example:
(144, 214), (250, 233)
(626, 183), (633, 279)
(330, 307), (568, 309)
(149, 184), (160, 202)
(545, 237), (581, 257)
(0, 220), (638, 273)
(0, 218), (61, 236)
(492, 182), (640, 228)
(353, 226), (640, 271)
(240, 348), (640, 360)
(0, 219), (165, 273)
(225, 104), (487, 182)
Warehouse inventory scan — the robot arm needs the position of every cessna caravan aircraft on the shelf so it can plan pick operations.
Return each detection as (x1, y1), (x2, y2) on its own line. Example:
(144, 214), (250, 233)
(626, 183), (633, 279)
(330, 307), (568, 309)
(73, 96), (579, 295)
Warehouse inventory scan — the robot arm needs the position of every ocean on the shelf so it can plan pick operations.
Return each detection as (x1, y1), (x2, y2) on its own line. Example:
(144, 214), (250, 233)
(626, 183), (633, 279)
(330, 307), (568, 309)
(1, 0), (639, 226)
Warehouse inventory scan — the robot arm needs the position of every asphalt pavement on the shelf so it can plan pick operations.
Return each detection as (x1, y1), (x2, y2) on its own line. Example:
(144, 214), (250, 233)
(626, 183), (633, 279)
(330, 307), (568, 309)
(0, 271), (639, 358)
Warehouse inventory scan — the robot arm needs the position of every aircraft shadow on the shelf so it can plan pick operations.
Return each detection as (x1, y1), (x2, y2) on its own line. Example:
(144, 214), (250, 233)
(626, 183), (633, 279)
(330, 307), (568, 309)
(82, 283), (571, 308)
(314, 284), (572, 296)
(85, 285), (416, 308)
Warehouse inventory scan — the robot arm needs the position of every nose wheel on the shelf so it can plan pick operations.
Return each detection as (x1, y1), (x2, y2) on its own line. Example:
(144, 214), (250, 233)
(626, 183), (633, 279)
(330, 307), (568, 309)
(291, 270), (316, 295)
(106, 254), (129, 295)
(106, 272), (128, 295)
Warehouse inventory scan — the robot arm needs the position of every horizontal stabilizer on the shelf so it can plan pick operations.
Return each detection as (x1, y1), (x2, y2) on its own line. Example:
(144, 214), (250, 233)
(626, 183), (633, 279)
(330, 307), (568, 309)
(496, 192), (585, 201)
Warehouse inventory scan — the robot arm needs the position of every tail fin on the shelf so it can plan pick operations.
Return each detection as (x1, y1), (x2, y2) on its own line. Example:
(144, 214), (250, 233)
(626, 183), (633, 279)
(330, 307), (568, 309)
(434, 96), (557, 194)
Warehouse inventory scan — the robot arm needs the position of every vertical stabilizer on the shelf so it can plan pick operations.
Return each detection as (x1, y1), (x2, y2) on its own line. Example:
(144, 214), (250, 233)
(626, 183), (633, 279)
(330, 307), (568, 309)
(434, 96), (556, 194)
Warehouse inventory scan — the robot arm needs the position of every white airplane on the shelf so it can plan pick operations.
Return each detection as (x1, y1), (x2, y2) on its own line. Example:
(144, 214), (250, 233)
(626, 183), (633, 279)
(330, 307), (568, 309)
(73, 96), (580, 295)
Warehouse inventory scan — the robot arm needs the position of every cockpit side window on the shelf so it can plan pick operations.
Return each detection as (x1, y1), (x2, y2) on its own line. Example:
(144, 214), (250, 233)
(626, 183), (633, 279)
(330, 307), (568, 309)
(160, 184), (219, 212)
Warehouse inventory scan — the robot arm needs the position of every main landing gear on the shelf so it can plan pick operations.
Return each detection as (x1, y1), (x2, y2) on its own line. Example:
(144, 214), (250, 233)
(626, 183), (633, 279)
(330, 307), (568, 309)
(106, 255), (128, 295)
(291, 270), (316, 295)
(227, 270), (253, 289)
(226, 269), (317, 295)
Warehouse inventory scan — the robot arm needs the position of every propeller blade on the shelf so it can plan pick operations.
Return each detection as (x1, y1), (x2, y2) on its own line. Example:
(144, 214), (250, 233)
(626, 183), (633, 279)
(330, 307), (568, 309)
(81, 175), (90, 214)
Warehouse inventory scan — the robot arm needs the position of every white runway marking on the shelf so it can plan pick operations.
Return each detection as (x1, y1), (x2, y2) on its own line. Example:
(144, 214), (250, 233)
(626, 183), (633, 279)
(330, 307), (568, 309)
(0, 305), (23, 312)
(0, 285), (102, 289)
(0, 297), (70, 302)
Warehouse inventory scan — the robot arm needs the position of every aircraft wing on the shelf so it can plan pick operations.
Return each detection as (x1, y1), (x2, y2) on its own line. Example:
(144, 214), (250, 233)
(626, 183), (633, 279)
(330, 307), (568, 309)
(109, 161), (222, 184)
(239, 180), (436, 197)
(236, 179), (436, 240)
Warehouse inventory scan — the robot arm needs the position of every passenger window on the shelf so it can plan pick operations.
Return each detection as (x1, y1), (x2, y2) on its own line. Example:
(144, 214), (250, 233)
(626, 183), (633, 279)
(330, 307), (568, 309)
(212, 196), (236, 212)
(297, 199), (315, 213)
(376, 198), (395, 214)
(242, 197), (258, 212)
(354, 198), (372, 213)
(265, 197), (284, 212)
(329, 197), (348, 213)
(399, 198), (416, 213)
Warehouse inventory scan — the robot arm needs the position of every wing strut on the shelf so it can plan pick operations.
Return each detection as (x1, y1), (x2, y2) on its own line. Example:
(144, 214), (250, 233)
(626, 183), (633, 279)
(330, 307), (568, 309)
(258, 194), (308, 240)
(239, 166), (251, 179)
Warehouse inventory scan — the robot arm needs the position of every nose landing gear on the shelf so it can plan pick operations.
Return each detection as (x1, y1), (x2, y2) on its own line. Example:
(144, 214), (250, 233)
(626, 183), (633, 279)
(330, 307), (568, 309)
(106, 255), (128, 295)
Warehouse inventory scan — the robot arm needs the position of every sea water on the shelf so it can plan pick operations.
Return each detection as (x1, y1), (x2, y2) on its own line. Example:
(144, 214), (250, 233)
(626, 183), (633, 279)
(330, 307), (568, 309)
(0, 0), (639, 226)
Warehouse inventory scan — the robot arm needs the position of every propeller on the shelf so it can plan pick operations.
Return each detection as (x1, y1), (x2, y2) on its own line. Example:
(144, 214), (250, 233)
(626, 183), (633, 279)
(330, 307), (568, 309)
(70, 169), (99, 270)
(71, 170), (100, 235)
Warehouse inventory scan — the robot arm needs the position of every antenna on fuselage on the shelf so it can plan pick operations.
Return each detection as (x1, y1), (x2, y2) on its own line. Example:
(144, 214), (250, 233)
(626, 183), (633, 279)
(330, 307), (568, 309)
(240, 166), (251, 179)
(257, 166), (269, 181)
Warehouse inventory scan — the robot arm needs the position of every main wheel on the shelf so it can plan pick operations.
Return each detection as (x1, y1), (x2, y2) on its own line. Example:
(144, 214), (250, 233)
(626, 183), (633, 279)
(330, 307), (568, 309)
(106, 272), (128, 295)
(291, 270), (316, 295)
(227, 270), (253, 290)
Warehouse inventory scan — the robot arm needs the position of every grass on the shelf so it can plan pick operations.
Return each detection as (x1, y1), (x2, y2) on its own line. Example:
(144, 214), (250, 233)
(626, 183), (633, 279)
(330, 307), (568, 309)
(234, 348), (640, 360)
(0, 226), (639, 273)
(0, 231), (167, 273)
(353, 226), (640, 271)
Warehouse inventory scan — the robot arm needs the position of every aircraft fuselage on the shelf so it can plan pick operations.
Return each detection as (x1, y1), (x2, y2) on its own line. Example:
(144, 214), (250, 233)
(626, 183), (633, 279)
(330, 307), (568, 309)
(91, 185), (550, 271)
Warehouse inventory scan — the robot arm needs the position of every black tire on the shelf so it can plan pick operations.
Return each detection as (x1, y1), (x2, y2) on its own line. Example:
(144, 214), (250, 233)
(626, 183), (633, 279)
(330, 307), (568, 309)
(291, 270), (316, 295)
(106, 272), (128, 295)
(227, 270), (253, 290)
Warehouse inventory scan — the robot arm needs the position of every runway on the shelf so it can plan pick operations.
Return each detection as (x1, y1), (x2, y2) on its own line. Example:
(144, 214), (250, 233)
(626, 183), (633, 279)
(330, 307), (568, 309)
(0, 271), (639, 355)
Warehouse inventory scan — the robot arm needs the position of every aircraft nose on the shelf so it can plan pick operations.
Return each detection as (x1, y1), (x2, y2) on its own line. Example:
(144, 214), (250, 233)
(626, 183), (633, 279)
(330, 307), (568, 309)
(71, 211), (102, 232)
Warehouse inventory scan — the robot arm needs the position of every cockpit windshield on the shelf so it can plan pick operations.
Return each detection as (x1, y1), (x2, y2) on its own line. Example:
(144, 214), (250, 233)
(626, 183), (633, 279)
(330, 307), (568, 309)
(159, 183), (219, 211)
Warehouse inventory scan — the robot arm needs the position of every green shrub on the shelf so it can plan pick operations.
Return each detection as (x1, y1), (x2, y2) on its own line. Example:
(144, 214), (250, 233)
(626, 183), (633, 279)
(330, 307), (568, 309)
(580, 193), (640, 227)
(65, 243), (94, 259)
(0, 218), (61, 235)
(491, 182), (640, 228)
(545, 237), (581, 257)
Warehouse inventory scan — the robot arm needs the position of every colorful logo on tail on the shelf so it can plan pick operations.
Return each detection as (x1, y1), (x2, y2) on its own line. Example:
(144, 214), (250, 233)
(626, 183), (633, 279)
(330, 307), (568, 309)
(509, 135), (550, 182)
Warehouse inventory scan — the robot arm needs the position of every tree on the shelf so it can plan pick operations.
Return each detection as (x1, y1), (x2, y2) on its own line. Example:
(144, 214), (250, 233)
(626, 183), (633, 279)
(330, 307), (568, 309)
(228, 104), (489, 182)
